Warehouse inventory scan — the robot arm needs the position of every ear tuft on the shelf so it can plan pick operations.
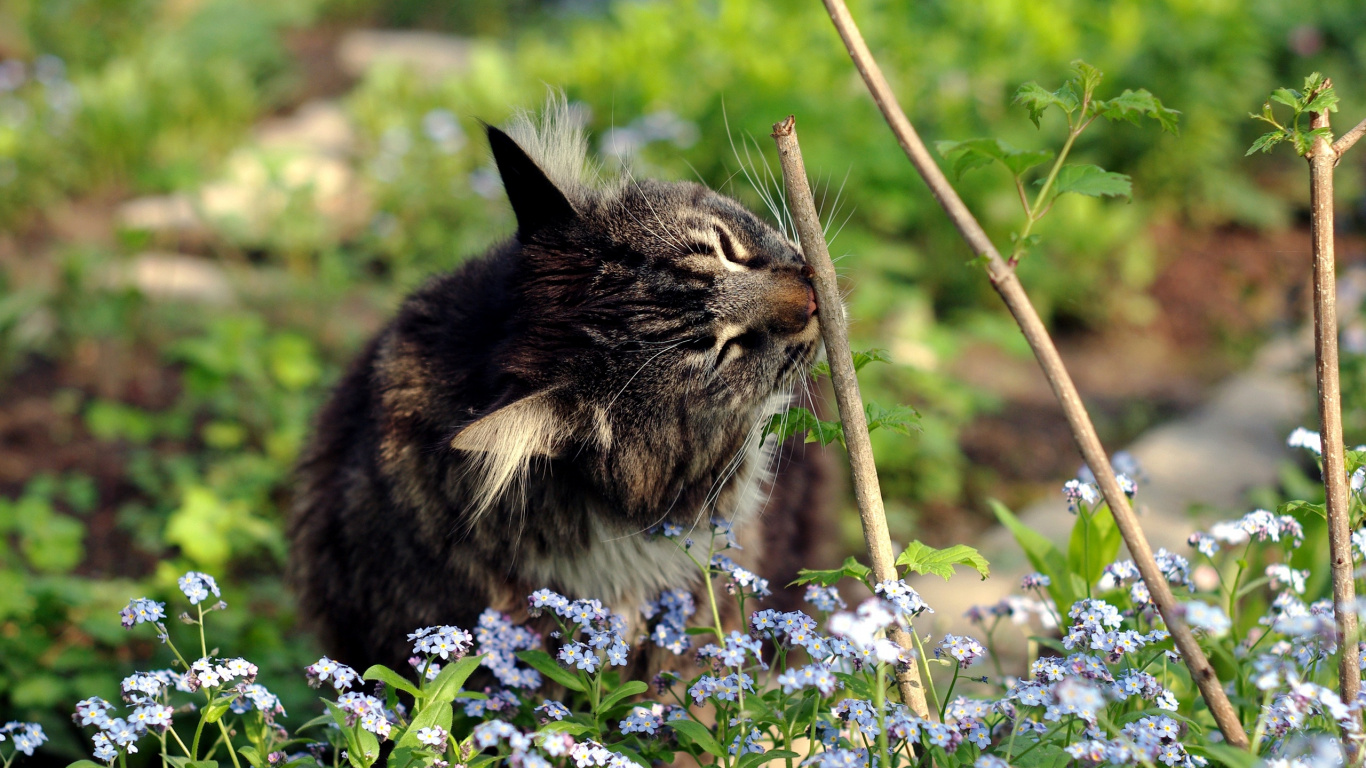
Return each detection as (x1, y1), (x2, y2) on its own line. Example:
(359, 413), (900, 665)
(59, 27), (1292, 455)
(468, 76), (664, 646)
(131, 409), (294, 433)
(487, 126), (578, 235)
(452, 391), (567, 518)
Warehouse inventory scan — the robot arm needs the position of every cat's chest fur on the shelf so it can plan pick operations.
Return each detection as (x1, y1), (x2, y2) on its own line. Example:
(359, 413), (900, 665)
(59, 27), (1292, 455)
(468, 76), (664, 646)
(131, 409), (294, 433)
(514, 415), (778, 615)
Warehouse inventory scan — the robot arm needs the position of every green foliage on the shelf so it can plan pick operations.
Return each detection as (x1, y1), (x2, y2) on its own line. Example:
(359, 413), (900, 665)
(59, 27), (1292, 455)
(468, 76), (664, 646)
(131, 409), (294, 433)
(1248, 72), (1339, 156)
(894, 541), (990, 581)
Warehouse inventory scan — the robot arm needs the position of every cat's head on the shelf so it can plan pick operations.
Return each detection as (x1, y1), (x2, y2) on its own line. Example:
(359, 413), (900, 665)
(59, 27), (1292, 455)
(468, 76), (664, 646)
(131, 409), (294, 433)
(453, 103), (821, 526)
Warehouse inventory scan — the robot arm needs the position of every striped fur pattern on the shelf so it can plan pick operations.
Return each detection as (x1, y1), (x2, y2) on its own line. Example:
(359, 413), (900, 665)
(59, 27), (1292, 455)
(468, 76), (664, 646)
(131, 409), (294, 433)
(288, 100), (835, 672)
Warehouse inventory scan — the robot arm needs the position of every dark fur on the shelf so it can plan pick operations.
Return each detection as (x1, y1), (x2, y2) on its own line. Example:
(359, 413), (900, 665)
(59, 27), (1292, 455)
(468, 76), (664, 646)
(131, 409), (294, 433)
(289, 116), (835, 672)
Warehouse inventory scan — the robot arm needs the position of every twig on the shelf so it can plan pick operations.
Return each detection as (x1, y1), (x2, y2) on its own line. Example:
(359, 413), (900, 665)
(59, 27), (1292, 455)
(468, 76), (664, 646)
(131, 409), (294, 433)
(818, 0), (1251, 749)
(1308, 100), (1362, 738)
(771, 115), (932, 721)
(1332, 115), (1366, 157)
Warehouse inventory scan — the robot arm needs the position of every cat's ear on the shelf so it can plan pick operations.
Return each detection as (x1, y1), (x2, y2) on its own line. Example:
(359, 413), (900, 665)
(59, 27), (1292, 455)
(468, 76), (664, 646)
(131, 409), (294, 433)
(451, 391), (569, 516)
(486, 125), (578, 235)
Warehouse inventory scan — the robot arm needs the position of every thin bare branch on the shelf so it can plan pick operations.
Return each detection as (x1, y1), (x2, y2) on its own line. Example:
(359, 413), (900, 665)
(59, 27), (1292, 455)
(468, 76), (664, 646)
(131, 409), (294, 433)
(818, 0), (1251, 749)
(1309, 103), (1362, 741)
(771, 116), (932, 720)
(1332, 115), (1366, 157)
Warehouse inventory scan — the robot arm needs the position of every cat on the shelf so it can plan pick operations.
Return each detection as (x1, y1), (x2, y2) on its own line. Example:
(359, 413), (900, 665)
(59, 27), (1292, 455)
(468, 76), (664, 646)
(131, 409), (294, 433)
(288, 100), (836, 675)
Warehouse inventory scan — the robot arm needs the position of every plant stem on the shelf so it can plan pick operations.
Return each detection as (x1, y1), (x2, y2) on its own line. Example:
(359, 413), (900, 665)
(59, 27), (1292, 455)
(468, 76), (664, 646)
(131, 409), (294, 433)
(217, 720), (243, 768)
(771, 115), (931, 720)
(816, 0), (1249, 748)
(1307, 96), (1363, 741)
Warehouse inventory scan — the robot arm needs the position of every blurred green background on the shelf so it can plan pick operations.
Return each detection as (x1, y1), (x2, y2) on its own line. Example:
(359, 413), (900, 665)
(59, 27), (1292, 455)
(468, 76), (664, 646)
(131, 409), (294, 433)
(2, 0), (1364, 761)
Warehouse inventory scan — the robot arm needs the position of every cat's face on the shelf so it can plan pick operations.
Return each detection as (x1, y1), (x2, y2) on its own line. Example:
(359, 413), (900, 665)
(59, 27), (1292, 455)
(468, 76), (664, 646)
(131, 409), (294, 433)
(454, 126), (820, 525)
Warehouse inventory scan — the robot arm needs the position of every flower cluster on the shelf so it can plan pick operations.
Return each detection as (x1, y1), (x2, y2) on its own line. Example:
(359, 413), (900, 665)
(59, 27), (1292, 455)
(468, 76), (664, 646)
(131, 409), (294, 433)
(409, 624), (474, 661)
(0, 723), (47, 757)
(642, 588), (695, 655)
(475, 608), (543, 688)
(305, 656), (359, 692)
(873, 579), (932, 617)
(177, 571), (222, 606)
(119, 597), (166, 629)
(710, 553), (771, 598)
(530, 589), (630, 674)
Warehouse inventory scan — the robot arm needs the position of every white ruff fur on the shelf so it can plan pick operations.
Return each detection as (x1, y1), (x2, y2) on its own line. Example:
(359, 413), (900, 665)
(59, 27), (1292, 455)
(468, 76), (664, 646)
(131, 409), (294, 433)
(522, 394), (788, 621)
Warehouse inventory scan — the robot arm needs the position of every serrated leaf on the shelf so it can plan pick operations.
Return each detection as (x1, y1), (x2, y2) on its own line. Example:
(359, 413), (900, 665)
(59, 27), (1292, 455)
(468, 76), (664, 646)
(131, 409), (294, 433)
(764, 408), (843, 447)
(1305, 88), (1339, 115)
(865, 402), (921, 437)
(1270, 88), (1301, 109)
(1070, 60), (1103, 98)
(598, 680), (649, 714)
(669, 719), (725, 758)
(1278, 499), (1326, 519)
(363, 665), (421, 698)
(896, 541), (990, 581)
(1013, 82), (1064, 127)
(1294, 126), (1334, 156)
(1246, 130), (1287, 156)
(793, 556), (871, 587)
(515, 650), (587, 693)
(936, 138), (1052, 179)
(1044, 164), (1132, 200)
(852, 348), (893, 371)
(1097, 89), (1180, 133)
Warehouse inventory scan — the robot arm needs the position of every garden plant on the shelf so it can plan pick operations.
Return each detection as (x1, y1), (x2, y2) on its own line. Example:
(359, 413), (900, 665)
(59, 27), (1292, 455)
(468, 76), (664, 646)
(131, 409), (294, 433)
(7, 3), (1366, 768)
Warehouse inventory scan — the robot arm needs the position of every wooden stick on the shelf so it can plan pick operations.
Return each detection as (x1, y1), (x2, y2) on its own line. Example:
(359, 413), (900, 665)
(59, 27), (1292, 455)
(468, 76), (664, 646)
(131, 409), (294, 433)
(771, 115), (931, 720)
(1308, 97), (1362, 737)
(817, 0), (1250, 748)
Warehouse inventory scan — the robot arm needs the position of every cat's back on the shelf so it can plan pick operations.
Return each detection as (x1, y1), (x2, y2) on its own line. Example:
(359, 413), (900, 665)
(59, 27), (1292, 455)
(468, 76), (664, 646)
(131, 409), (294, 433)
(287, 243), (523, 666)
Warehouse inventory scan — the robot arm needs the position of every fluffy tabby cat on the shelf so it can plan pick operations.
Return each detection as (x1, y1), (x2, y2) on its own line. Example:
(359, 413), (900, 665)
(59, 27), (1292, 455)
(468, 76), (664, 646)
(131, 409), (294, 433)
(289, 101), (835, 673)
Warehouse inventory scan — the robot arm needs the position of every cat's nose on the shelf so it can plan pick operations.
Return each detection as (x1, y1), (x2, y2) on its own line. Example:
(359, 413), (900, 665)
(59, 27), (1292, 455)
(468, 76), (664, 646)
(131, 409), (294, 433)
(799, 265), (817, 318)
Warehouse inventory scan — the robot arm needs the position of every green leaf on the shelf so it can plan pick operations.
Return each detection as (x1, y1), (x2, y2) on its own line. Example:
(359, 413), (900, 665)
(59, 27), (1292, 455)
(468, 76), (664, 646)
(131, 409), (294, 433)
(539, 719), (593, 737)
(793, 556), (872, 587)
(1193, 743), (1261, 768)
(238, 747), (265, 768)
(515, 650), (587, 693)
(865, 402), (921, 437)
(1293, 126), (1334, 156)
(1044, 164), (1132, 201)
(598, 680), (649, 714)
(835, 671), (875, 699)
(1066, 506), (1123, 588)
(669, 719), (725, 758)
(1013, 82), (1070, 127)
(203, 696), (235, 723)
(763, 408), (845, 447)
(67, 762), (107, 768)
(1070, 60), (1103, 98)
(736, 750), (801, 768)
(1246, 130), (1287, 156)
(422, 655), (483, 706)
(935, 137), (1052, 179)
(990, 500), (1076, 610)
(1270, 88), (1302, 109)
(895, 541), (990, 581)
(1305, 84), (1339, 115)
(1278, 499), (1326, 520)
(1012, 743), (1071, 768)
(363, 665), (421, 699)
(1096, 89), (1180, 133)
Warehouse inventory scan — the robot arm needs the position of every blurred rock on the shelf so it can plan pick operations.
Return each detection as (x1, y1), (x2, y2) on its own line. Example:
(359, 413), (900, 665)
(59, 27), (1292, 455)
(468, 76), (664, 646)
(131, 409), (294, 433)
(120, 252), (233, 305)
(117, 194), (205, 234)
(255, 100), (355, 157)
(197, 147), (370, 244)
(337, 30), (473, 80)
